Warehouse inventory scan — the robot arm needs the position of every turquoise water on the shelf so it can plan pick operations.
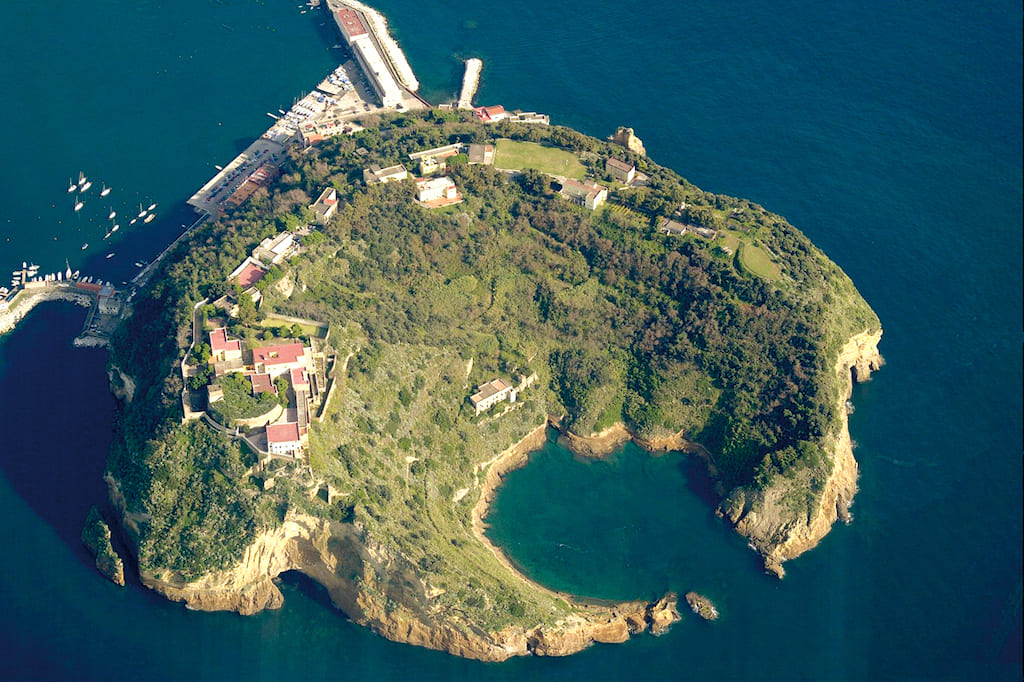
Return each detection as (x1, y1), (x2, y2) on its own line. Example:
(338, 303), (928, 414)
(1, 1), (1020, 680)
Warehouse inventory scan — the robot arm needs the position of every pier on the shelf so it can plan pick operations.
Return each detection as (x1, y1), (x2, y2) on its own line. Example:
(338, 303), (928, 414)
(457, 58), (482, 110)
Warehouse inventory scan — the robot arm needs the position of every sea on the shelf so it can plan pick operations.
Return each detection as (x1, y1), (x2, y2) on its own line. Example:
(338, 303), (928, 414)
(0, 1), (1019, 680)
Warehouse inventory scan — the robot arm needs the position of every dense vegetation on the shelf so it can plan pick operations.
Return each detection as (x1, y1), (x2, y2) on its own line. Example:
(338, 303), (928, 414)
(107, 111), (877, 623)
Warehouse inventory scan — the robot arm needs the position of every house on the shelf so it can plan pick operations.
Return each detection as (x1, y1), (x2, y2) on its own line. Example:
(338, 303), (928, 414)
(474, 105), (507, 123)
(561, 179), (608, 210)
(363, 164), (409, 185)
(209, 328), (243, 363)
(291, 367), (311, 429)
(415, 176), (462, 207)
(470, 378), (517, 415)
(467, 144), (495, 165)
(309, 187), (338, 223)
(253, 232), (296, 265)
(251, 342), (311, 379)
(419, 156), (445, 176)
(266, 422), (302, 456)
(605, 157), (636, 184)
(250, 373), (277, 395)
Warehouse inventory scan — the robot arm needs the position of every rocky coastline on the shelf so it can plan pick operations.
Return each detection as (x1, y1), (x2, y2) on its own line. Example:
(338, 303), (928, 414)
(0, 288), (92, 337)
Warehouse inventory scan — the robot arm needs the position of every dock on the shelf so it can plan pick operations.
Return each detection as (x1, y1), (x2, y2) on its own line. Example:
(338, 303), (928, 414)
(457, 58), (482, 110)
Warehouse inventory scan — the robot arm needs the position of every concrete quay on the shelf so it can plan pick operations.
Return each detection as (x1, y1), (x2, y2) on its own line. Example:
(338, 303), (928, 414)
(457, 58), (482, 110)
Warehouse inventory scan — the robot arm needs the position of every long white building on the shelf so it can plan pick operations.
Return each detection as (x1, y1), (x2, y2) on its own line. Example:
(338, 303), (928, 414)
(332, 6), (403, 109)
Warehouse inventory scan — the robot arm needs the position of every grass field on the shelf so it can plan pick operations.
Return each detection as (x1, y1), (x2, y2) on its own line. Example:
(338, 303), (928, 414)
(738, 243), (782, 280)
(494, 139), (586, 178)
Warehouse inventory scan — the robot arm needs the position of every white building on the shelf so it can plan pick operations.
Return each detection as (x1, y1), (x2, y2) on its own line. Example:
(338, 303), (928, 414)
(267, 422), (303, 456)
(470, 378), (517, 415)
(363, 164), (409, 185)
(416, 176), (459, 203)
(334, 8), (403, 109)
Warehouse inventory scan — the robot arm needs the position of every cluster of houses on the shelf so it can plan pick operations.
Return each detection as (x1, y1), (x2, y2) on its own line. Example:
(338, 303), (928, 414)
(362, 142), (494, 209)
(473, 105), (550, 125)
(206, 327), (324, 457)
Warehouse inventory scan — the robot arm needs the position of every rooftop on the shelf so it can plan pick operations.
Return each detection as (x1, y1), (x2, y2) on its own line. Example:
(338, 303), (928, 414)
(334, 8), (367, 40)
(266, 421), (301, 444)
(252, 342), (306, 367)
(471, 378), (512, 404)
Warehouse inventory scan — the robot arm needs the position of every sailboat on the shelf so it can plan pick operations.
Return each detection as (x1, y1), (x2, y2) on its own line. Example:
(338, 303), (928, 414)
(77, 171), (87, 188)
(79, 178), (92, 192)
(100, 184), (111, 197)
(67, 178), (76, 193)
(111, 223), (120, 233)
(137, 204), (147, 218)
(74, 197), (84, 211)
(147, 202), (157, 211)
(129, 218), (137, 225)
(108, 210), (116, 220)
(81, 243), (88, 250)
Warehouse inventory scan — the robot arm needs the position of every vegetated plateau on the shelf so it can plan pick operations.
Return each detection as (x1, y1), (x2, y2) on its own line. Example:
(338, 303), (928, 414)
(104, 111), (881, 660)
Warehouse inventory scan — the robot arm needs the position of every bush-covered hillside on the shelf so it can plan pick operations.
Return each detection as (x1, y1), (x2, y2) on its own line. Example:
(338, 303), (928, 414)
(107, 111), (878, 624)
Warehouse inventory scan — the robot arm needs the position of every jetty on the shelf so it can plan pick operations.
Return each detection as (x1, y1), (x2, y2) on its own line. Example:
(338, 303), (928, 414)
(457, 58), (482, 110)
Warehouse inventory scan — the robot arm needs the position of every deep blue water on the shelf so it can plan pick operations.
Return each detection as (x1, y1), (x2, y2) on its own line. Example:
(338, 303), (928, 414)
(0, 1), (1020, 680)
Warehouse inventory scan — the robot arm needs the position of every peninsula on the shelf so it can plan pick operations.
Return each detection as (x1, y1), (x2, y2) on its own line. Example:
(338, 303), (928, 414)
(63, 0), (882, 662)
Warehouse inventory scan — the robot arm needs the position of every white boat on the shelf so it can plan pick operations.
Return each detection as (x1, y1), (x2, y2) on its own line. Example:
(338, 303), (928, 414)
(28, 264), (39, 275)
(129, 218), (137, 225)
(108, 210), (116, 219)
(147, 202), (157, 211)
(111, 224), (120, 233)
(81, 243), (88, 250)
(100, 185), (111, 197)
(105, 253), (115, 259)
(137, 204), (147, 218)
(67, 178), (76, 193)
(77, 171), (87, 187)
(144, 213), (156, 223)
(79, 180), (92, 192)
(74, 198), (84, 211)
(103, 231), (111, 240)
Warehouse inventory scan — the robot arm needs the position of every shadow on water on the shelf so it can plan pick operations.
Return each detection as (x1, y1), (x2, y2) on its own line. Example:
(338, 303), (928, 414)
(277, 570), (340, 614)
(0, 303), (116, 567)
(675, 452), (721, 508)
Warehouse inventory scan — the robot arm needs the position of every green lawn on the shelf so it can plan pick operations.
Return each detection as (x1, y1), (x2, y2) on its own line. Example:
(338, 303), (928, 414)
(494, 140), (586, 178)
(738, 243), (782, 280)
(260, 316), (329, 339)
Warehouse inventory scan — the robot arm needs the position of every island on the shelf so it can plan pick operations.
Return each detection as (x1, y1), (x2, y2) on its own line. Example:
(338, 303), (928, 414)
(99, 106), (881, 660)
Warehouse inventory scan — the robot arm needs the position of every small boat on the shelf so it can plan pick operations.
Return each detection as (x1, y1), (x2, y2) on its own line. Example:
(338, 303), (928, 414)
(108, 210), (116, 219)
(105, 253), (115, 259)
(79, 180), (92, 192)
(144, 213), (156, 223)
(134, 261), (144, 268)
(77, 171), (87, 187)
(111, 224), (120, 233)
(67, 178), (76, 193)
(74, 198), (84, 211)
(81, 243), (88, 250)
(129, 218), (137, 225)
(100, 185), (111, 197)
(103, 231), (111, 240)
(137, 204), (147, 218)
(147, 202), (157, 211)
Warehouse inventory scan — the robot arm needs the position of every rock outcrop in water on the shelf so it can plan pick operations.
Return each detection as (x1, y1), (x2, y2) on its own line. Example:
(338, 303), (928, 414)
(81, 506), (125, 587)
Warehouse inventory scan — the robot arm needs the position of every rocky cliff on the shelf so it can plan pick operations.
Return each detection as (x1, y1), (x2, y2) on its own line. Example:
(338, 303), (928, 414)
(135, 511), (679, 662)
(722, 329), (884, 576)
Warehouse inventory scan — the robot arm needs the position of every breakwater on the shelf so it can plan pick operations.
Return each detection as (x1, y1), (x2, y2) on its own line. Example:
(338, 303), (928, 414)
(458, 58), (482, 109)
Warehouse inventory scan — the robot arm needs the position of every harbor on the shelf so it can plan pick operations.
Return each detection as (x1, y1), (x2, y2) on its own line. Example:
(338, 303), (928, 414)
(189, 0), (426, 216)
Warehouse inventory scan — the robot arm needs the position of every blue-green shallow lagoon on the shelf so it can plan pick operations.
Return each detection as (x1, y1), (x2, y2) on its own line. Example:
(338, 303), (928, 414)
(1, 0), (1020, 679)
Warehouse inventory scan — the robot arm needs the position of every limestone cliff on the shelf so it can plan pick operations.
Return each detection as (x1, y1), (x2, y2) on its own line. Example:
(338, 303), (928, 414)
(136, 512), (679, 662)
(722, 329), (884, 577)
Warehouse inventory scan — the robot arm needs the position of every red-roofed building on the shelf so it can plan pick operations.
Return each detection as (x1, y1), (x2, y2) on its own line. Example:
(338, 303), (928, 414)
(290, 367), (308, 388)
(209, 328), (243, 362)
(229, 257), (268, 289)
(252, 342), (309, 378)
(474, 105), (507, 123)
(250, 373), (276, 395)
(334, 8), (367, 41)
(266, 422), (302, 456)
